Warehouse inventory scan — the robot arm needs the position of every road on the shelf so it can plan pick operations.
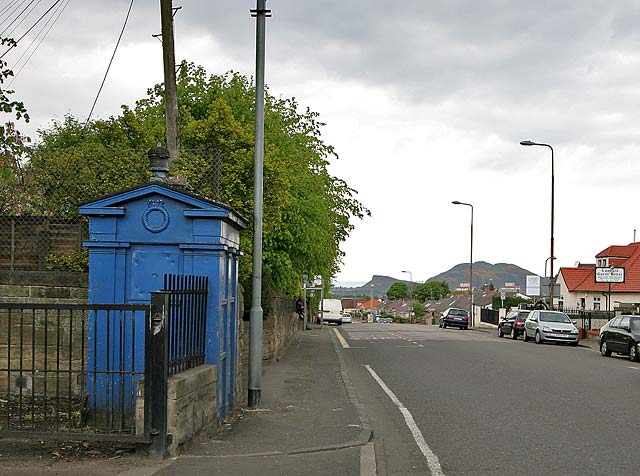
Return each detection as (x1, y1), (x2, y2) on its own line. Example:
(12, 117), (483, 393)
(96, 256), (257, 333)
(337, 321), (640, 475)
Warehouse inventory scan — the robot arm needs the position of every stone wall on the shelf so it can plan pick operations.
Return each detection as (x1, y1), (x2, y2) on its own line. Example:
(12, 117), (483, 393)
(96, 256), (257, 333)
(237, 293), (300, 408)
(262, 295), (301, 360)
(0, 271), (88, 395)
(0, 271), (88, 304)
(136, 364), (217, 456)
(239, 294), (300, 365)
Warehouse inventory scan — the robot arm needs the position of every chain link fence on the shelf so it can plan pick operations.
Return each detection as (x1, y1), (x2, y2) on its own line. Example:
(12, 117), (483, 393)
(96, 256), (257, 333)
(0, 145), (223, 272)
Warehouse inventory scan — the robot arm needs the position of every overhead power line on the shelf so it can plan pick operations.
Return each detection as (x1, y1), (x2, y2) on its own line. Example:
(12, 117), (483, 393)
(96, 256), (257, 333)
(0, 0), (62, 59)
(0, 0), (31, 31)
(85, 0), (134, 125)
(7, 0), (70, 86)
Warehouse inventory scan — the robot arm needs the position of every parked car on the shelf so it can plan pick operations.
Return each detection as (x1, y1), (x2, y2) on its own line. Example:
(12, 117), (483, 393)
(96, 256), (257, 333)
(497, 310), (530, 339)
(439, 308), (469, 330)
(598, 315), (640, 361)
(522, 310), (579, 345)
(341, 312), (353, 324)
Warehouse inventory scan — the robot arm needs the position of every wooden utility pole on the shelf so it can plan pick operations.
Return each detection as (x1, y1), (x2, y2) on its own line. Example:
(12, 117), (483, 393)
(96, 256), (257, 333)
(160, 0), (180, 163)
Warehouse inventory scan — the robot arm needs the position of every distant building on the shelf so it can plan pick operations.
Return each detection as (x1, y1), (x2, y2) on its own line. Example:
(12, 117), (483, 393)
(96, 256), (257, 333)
(455, 282), (471, 292)
(357, 299), (384, 314)
(499, 282), (520, 293)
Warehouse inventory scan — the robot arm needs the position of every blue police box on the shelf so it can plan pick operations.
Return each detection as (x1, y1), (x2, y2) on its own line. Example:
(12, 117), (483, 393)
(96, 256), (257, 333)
(80, 152), (247, 421)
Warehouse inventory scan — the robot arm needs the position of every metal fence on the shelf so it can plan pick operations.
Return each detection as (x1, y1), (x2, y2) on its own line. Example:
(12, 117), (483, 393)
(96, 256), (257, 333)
(164, 274), (209, 376)
(562, 308), (615, 331)
(0, 146), (223, 272)
(481, 308), (499, 325)
(0, 303), (150, 442)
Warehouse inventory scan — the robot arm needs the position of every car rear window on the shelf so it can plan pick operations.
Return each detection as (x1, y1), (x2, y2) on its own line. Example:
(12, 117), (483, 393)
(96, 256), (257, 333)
(517, 311), (530, 319)
(449, 309), (468, 317)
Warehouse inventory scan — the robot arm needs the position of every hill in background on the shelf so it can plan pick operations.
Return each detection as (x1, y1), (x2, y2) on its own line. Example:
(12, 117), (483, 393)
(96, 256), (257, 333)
(427, 261), (534, 291)
(331, 262), (535, 298)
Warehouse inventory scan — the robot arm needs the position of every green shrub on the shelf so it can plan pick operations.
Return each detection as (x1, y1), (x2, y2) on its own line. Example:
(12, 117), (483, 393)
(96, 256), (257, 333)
(44, 249), (89, 272)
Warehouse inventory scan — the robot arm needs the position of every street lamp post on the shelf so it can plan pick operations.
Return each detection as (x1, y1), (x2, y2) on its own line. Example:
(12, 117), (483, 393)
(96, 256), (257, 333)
(452, 201), (473, 327)
(520, 140), (555, 308)
(370, 284), (374, 322)
(402, 270), (413, 324)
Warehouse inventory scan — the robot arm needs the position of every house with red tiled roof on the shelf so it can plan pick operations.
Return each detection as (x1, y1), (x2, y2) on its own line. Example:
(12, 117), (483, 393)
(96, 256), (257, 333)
(557, 242), (640, 311)
(357, 298), (383, 314)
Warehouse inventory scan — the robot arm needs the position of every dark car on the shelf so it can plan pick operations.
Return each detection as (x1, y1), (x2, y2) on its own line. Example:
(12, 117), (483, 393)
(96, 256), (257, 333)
(497, 310), (530, 339)
(439, 308), (469, 330)
(598, 315), (640, 361)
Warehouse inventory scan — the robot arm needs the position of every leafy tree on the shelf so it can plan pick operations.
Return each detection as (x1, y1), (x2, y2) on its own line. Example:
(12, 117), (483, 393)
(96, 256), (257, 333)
(492, 295), (529, 310)
(412, 302), (426, 318)
(0, 37), (33, 214)
(414, 281), (449, 302)
(26, 63), (369, 296)
(386, 282), (408, 300)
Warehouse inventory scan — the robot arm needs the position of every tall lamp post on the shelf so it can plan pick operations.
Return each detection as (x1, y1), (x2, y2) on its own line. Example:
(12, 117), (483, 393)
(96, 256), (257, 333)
(402, 270), (413, 323)
(370, 284), (374, 322)
(520, 140), (555, 308)
(452, 201), (473, 326)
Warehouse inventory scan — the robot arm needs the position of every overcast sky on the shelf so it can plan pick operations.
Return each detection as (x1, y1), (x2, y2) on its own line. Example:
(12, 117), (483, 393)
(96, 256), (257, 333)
(4, 1), (640, 285)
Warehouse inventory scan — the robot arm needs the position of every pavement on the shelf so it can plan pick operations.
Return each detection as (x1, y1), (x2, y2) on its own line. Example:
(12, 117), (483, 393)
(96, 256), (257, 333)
(0, 324), (375, 476)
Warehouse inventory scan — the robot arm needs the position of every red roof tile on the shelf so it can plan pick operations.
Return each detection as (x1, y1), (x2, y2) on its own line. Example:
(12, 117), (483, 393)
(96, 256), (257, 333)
(561, 242), (640, 293)
(596, 244), (637, 258)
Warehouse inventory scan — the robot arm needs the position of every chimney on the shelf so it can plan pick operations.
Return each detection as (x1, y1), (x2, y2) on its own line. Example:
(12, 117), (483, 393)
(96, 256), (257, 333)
(148, 144), (170, 181)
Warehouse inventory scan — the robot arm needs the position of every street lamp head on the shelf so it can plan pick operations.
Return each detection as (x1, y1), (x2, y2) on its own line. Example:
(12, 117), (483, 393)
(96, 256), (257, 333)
(452, 200), (461, 205)
(520, 140), (536, 146)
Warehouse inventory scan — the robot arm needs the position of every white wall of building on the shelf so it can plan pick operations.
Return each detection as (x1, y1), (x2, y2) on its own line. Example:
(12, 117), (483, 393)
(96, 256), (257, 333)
(558, 274), (640, 310)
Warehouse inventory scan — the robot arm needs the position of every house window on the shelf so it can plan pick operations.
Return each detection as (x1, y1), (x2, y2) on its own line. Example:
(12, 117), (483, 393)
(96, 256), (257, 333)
(594, 296), (601, 311)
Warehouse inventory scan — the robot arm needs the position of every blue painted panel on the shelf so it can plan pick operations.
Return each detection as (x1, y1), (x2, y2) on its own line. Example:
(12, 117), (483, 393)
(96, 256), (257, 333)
(88, 216), (118, 241)
(115, 195), (193, 244)
(128, 246), (181, 302)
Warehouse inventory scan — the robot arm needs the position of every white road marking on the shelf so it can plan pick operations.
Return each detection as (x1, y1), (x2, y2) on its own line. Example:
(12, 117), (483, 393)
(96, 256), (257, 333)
(627, 366), (640, 371)
(365, 365), (445, 476)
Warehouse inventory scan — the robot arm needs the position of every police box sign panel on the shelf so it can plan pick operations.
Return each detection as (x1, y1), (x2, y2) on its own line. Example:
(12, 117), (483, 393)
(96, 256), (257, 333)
(595, 267), (625, 283)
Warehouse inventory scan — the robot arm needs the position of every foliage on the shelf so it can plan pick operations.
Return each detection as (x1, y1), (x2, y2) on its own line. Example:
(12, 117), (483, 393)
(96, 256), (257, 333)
(44, 250), (89, 272)
(0, 37), (33, 215)
(386, 282), (408, 300)
(27, 62), (369, 296)
(492, 294), (529, 310)
(27, 116), (150, 217)
(412, 302), (426, 317)
(414, 281), (449, 302)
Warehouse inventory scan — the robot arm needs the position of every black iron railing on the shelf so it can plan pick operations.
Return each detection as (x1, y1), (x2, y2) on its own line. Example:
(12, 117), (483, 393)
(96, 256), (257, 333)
(164, 274), (209, 376)
(481, 308), (499, 325)
(0, 303), (149, 441)
(563, 308), (615, 331)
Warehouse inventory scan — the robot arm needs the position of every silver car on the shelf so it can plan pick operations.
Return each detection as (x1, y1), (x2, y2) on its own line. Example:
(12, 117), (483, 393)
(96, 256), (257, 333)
(522, 310), (579, 346)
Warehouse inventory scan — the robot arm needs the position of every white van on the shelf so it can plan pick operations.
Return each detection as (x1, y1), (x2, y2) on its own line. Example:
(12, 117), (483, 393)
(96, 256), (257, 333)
(321, 299), (343, 325)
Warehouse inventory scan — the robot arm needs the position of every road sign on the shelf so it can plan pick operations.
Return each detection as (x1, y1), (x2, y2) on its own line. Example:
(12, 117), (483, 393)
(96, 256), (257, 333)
(595, 267), (625, 283)
(526, 275), (540, 296)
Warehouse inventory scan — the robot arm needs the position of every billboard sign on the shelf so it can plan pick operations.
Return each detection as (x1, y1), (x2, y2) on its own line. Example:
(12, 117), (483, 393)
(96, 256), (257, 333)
(526, 275), (541, 296)
(595, 267), (625, 283)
